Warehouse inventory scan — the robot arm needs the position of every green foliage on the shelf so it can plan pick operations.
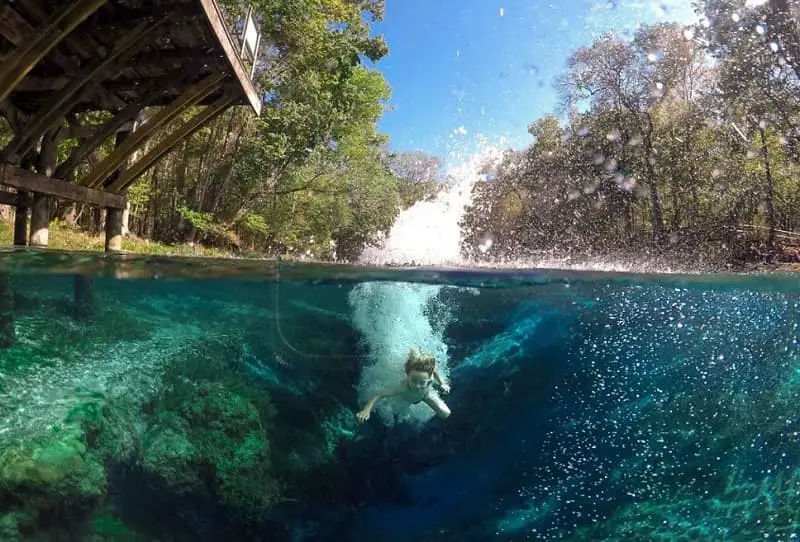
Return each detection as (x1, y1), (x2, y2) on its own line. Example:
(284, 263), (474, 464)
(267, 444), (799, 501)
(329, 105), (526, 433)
(385, 150), (444, 209)
(177, 206), (217, 234)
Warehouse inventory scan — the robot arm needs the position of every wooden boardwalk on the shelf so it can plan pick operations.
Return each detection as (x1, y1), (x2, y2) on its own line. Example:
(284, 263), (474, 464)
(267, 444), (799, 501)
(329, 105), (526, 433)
(0, 0), (261, 250)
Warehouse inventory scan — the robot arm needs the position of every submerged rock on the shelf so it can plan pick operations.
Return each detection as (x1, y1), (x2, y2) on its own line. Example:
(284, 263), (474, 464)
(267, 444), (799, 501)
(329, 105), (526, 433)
(0, 425), (107, 538)
(140, 378), (280, 523)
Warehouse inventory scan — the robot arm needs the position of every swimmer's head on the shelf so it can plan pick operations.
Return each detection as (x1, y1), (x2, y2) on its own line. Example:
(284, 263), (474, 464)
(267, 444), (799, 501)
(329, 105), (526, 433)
(405, 349), (436, 376)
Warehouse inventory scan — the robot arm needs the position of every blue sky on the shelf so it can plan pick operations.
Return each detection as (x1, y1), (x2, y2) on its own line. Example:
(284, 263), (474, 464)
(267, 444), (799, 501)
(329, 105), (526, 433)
(368, 0), (698, 159)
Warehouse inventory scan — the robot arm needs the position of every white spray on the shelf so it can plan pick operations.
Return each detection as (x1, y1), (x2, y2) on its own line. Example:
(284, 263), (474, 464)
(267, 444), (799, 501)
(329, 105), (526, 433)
(359, 146), (505, 266)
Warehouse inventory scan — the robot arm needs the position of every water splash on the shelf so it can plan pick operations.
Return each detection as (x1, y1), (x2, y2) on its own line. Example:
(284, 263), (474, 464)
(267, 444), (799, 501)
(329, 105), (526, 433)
(357, 141), (691, 274)
(359, 146), (505, 267)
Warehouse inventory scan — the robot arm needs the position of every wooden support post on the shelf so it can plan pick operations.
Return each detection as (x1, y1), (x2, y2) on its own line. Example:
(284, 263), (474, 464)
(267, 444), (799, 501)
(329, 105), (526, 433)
(29, 193), (50, 247)
(26, 130), (58, 247)
(109, 93), (236, 192)
(0, 272), (13, 348)
(73, 275), (95, 321)
(105, 207), (124, 252)
(81, 72), (226, 189)
(0, 0), (108, 104)
(13, 200), (28, 246)
(101, 126), (134, 252)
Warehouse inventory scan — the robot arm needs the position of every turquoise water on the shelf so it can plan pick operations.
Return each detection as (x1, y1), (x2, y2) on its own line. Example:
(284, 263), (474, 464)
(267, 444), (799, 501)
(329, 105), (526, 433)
(1, 250), (799, 540)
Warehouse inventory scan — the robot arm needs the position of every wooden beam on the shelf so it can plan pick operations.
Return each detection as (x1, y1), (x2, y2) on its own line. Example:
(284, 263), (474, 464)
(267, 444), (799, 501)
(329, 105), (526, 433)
(0, 163), (126, 209)
(198, 0), (261, 116)
(12, 76), (71, 92)
(80, 72), (226, 189)
(55, 86), (165, 180)
(0, 101), (28, 134)
(29, 192), (49, 246)
(129, 49), (220, 68)
(0, 5), (32, 47)
(2, 17), (169, 161)
(105, 207), (124, 252)
(0, 0), (108, 104)
(110, 92), (236, 193)
(12, 54), (222, 93)
(0, 191), (33, 207)
(1, 3), (80, 75)
(89, 4), (201, 26)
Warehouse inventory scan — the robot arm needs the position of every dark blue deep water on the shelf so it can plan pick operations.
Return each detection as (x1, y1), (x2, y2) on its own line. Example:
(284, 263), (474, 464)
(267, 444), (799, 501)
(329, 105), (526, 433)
(1, 251), (799, 541)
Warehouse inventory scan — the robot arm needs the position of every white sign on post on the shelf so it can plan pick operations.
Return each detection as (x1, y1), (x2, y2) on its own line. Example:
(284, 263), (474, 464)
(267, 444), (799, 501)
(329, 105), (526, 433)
(243, 11), (259, 59)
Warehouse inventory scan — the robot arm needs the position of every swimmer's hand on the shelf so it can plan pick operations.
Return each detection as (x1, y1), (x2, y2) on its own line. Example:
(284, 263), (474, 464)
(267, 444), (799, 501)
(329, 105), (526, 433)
(356, 408), (371, 423)
(438, 382), (451, 394)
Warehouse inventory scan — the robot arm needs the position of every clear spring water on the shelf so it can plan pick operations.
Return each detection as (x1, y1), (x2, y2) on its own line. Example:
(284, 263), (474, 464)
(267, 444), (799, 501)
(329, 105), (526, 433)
(0, 250), (799, 540)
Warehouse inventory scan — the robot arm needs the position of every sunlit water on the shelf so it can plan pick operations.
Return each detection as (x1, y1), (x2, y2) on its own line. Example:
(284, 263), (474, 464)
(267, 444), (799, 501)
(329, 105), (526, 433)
(0, 250), (799, 541)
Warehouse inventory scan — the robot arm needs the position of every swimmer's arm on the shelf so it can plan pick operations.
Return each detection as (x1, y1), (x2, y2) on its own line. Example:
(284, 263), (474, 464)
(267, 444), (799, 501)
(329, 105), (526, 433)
(357, 386), (402, 422)
(432, 370), (450, 393)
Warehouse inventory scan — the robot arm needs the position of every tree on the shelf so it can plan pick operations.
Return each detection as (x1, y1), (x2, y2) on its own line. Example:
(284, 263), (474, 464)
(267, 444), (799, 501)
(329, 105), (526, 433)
(383, 151), (443, 209)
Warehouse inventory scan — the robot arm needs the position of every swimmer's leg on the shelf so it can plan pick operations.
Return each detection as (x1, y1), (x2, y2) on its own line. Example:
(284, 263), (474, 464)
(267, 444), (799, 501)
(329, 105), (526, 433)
(424, 394), (451, 420)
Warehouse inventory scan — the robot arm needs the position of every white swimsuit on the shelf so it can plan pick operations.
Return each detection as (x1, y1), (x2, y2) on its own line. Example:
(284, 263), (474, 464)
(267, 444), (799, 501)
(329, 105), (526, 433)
(397, 381), (434, 405)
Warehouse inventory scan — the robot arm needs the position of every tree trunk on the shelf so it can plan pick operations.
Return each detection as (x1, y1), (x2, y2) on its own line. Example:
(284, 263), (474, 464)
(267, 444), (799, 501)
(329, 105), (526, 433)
(670, 184), (680, 231)
(642, 124), (665, 245)
(758, 124), (777, 257)
(59, 203), (78, 226)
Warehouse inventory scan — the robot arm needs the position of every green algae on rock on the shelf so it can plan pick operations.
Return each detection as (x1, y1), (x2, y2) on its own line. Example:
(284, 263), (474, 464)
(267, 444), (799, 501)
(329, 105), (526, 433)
(0, 425), (107, 538)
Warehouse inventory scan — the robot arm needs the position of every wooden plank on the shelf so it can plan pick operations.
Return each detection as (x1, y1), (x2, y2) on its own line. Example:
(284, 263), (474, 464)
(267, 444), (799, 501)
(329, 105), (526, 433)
(0, 0), (108, 104)
(89, 4), (201, 26)
(13, 76), (71, 92)
(0, 5), (32, 46)
(1, 2), (81, 76)
(110, 92), (236, 192)
(11, 0), (129, 112)
(0, 191), (33, 207)
(81, 72), (226, 188)
(0, 163), (126, 208)
(197, 0), (261, 116)
(2, 17), (168, 161)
